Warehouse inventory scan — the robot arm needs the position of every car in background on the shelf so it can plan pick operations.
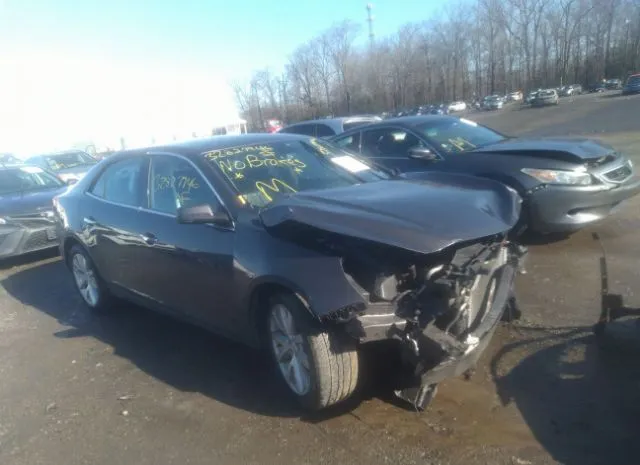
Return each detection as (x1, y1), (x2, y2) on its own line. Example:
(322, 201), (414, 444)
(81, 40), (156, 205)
(559, 84), (583, 96)
(0, 163), (69, 259)
(524, 89), (541, 104)
(481, 95), (504, 110)
(331, 115), (640, 236)
(53, 133), (524, 412)
(508, 91), (523, 101)
(531, 89), (559, 106)
(278, 116), (381, 138)
(605, 78), (623, 90)
(589, 83), (607, 93)
(25, 150), (98, 184)
(622, 73), (640, 95)
(0, 154), (22, 164)
(447, 101), (467, 112)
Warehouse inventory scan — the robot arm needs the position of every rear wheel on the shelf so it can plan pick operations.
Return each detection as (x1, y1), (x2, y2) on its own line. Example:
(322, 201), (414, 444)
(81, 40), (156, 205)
(265, 293), (359, 411)
(69, 245), (111, 312)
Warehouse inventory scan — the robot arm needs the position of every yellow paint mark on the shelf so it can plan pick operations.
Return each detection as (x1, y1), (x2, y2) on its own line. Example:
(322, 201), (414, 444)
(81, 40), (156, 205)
(237, 195), (247, 205)
(255, 178), (297, 202)
(234, 172), (245, 180)
(310, 138), (331, 155)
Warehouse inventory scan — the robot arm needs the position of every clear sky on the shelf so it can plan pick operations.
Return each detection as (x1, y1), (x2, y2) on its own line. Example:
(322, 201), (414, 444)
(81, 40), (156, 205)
(0, 0), (443, 155)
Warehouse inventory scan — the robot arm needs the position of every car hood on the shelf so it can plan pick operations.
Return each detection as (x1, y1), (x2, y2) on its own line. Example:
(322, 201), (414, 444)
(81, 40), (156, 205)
(0, 186), (67, 217)
(259, 174), (520, 255)
(55, 166), (93, 176)
(469, 137), (615, 163)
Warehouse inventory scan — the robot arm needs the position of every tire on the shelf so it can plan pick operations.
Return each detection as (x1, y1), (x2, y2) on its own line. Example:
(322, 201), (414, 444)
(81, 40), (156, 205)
(68, 245), (111, 312)
(265, 293), (359, 411)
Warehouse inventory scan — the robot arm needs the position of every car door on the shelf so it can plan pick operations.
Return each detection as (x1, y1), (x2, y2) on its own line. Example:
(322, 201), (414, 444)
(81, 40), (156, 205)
(136, 153), (236, 332)
(83, 156), (150, 293)
(359, 126), (438, 172)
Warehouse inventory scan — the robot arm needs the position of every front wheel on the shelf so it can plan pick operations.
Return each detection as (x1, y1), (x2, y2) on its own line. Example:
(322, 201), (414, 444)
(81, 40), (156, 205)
(265, 293), (359, 411)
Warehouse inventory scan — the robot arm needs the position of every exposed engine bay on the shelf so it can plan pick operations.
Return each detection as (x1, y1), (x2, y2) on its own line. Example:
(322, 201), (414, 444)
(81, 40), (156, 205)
(328, 234), (527, 410)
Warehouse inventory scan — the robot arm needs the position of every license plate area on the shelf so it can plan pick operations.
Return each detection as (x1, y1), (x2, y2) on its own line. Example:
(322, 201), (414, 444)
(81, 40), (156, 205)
(46, 227), (57, 241)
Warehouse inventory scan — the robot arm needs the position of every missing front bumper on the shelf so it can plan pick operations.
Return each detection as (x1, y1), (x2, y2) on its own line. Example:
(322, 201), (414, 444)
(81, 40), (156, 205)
(394, 264), (516, 410)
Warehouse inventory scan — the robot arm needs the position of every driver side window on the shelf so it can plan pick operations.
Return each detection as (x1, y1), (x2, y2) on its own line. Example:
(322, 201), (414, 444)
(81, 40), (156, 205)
(149, 155), (219, 215)
(361, 128), (423, 158)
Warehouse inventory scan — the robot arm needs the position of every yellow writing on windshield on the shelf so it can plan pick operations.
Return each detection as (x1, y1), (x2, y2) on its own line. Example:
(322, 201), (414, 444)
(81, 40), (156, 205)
(448, 137), (476, 151)
(255, 178), (297, 202)
(310, 138), (331, 155)
(216, 154), (306, 175)
(204, 145), (275, 161)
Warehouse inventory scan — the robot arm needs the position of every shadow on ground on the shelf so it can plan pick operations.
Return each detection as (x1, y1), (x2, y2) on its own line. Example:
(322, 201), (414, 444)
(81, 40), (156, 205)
(491, 326), (640, 465)
(0, 259), (397, 421)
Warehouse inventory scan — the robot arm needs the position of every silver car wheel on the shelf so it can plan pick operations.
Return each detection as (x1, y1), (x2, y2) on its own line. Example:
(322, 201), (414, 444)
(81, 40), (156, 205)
(72, 253), (99, 307)
(269, 303), (312, 396)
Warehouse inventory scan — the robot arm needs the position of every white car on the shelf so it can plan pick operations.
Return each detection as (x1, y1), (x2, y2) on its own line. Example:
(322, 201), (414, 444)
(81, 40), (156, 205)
(448, 101), (467, 112)
(508, 91), (523, 101)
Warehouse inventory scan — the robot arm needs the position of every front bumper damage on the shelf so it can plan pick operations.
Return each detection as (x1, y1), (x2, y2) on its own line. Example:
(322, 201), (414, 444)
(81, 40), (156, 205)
(0, 214), (59, 259)
(341, 241), (525, 410)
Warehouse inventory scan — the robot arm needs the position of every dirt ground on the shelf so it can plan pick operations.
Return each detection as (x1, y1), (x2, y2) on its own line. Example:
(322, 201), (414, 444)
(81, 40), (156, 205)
(2, 91), (640, 465)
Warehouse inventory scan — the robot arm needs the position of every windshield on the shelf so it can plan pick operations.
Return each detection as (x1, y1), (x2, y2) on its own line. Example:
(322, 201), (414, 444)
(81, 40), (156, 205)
(0, 166), (64, 195)
(42, 152), (96, 171)
(203, 139), (389, 208)
(539, 90), (555, 96)
(415, 118), (506, 153)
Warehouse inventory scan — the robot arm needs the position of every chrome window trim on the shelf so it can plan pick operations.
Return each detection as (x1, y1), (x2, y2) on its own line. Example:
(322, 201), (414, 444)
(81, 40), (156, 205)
(84, 151), (235, 231)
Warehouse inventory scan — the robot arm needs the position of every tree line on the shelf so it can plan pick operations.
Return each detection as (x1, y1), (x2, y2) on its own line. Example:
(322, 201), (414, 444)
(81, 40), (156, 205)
(232, 0), (640, 129)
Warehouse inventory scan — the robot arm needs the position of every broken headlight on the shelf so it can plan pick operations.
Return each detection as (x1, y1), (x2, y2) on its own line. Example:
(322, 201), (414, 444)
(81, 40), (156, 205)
(521, 168), (592, 186)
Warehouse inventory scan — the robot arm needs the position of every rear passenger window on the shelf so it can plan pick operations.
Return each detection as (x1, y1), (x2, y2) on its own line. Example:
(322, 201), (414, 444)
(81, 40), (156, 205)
(90, 157), (146, 207)
(281, 124), (316, 136)
(315, 124), (336, 137)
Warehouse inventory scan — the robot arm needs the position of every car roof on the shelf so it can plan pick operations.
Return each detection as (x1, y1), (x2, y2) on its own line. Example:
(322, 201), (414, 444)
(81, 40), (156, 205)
(282, 116), (381, 129)
(109, 133), (313, 159)
(28, 150), (89, 157)
(338, 115), (462, 132)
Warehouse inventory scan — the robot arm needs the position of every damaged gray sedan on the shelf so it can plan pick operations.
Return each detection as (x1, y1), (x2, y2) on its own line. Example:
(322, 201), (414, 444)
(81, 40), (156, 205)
(54, 134), (525, 412)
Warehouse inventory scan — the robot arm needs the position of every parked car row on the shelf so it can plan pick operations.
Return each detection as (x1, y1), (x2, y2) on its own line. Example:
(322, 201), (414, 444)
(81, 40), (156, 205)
(3, 113), (639, 415)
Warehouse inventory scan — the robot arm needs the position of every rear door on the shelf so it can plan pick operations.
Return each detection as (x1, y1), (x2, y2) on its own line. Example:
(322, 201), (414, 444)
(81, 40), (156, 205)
(83, 156), (149, 292)
(135, 154), (237, 332)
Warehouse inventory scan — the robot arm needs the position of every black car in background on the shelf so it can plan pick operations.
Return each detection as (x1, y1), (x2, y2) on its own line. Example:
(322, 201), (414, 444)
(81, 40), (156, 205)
(25, 150), (98, 184)
(0, 164), (69, 259)
(331, 115), (640, 235)
(606, 78), (623, 90)
(53, 134), (524, 412)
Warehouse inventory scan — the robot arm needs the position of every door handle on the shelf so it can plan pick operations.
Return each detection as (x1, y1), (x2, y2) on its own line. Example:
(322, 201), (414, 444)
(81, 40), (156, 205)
(83, 217), (97, 226)
(140, 233), (158, 245)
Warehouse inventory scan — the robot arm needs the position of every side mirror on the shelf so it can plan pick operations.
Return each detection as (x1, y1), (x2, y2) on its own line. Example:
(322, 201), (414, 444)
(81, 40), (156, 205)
(177, 204), (232, 227)
(408, 147), (437, 161)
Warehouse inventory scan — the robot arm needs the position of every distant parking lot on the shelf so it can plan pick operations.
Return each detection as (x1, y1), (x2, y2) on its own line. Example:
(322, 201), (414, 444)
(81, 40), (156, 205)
(2, 91), (640, 465)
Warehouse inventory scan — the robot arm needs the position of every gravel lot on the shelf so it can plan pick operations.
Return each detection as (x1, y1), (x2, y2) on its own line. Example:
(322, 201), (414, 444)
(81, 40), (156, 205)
(2, 91), (640, 465)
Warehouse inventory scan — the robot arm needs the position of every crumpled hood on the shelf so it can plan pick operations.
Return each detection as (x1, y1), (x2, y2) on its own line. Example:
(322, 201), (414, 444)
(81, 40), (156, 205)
(259, 174), (521, 255)
(469, 137), (615, 163)
(0, 187), (67, 217)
